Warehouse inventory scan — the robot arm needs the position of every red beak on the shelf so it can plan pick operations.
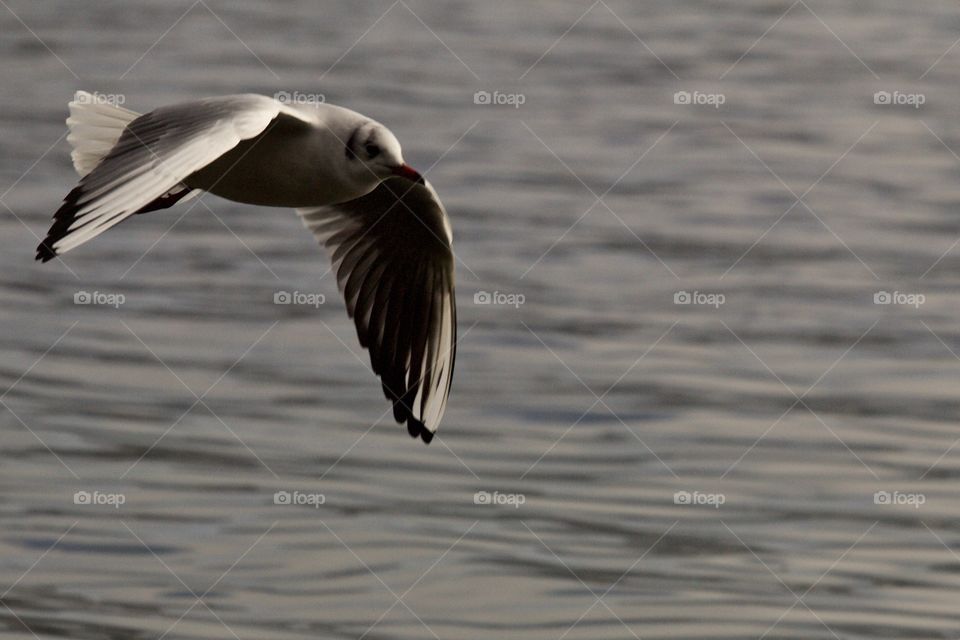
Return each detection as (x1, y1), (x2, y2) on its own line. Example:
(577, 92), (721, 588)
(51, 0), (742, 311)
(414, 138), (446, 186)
(391, 163), (424, 184)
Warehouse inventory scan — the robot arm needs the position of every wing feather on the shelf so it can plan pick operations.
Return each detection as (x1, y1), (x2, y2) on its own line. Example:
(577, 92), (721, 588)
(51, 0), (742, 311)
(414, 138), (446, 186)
(297, 177), (456, 442)
(37, 94), (315, 261)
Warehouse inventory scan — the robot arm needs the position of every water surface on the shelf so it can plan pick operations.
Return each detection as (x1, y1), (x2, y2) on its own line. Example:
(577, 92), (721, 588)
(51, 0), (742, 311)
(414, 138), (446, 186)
(2, 1), (960, 638)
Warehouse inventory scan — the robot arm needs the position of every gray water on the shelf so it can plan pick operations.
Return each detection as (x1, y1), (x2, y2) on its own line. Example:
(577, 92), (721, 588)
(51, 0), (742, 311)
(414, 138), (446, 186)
(2, 1), (960, 638)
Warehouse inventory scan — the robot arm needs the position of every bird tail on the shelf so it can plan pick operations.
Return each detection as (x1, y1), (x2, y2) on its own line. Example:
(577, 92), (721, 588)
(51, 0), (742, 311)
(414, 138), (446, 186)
(65, 91), (140, 176)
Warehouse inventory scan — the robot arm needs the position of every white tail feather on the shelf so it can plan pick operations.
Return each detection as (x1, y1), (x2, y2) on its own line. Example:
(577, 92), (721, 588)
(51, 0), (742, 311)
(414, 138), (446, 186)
(66, 91), (140, 176)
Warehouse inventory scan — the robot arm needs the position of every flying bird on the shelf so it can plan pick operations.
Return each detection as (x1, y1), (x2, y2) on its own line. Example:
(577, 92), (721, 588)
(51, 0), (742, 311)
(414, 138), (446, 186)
(37, 91), (456, 444)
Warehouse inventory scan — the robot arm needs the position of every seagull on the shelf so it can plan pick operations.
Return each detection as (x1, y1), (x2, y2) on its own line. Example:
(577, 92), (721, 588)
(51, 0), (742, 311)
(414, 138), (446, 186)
(37, 91), (456, 444)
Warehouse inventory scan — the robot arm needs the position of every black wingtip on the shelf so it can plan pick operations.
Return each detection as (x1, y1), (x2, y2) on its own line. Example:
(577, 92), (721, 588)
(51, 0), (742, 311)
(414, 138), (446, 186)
(407, 419), (434, 444)
(37, 186), (84, 263)
(36, 242), (57, 262)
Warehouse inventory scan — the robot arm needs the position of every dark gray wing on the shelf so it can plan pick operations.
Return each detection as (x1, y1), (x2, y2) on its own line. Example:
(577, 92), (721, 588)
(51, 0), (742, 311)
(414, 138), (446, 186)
(297, 177), (456, 443)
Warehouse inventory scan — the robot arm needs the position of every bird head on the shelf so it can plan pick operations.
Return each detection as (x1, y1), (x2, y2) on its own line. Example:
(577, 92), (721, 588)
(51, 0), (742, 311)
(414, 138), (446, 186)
(345, 121), (423, 185)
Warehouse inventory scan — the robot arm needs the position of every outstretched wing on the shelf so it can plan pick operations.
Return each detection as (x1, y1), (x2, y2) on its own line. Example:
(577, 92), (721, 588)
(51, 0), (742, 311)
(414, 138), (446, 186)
(37, 94), (314, 261)
(297, 177), (456, 443)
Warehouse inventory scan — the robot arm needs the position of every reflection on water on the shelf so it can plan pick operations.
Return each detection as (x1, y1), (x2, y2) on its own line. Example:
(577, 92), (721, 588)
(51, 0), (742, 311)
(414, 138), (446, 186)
(3, 0), (960, 638)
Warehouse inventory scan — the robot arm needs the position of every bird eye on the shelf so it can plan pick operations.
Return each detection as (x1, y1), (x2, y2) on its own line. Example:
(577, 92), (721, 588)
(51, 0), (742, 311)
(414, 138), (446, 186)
(364, 143), (381, 159)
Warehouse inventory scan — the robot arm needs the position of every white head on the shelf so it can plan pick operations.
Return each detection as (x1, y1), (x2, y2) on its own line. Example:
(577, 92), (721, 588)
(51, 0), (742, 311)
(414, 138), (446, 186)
(344, 120), (423, 186)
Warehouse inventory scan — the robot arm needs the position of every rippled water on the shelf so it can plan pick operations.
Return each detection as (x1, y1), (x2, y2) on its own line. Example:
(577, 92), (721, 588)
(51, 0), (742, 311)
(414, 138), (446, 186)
(3, 1), (960, 638)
